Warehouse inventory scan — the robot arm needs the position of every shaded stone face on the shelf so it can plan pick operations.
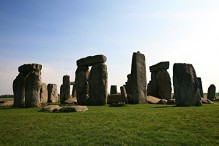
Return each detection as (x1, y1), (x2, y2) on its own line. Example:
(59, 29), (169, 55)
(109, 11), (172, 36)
(110, 85), (118, 94)
(120, 86), (127, 98)
(89, 63), (108, 105)
(76, 55), (107, 66)
(75, 66), (89, 105)
(47, 84), (58, 103)
(197, 77), (204, 97)
(149, 61), (169, 72)
(207, 84), (216, 100)
(60, 75), (71, 103)
(13, 63), (42, 107)
(173, 63), (202, 106)
(131, 51), (147, 104)
(40, 83), (48, 104)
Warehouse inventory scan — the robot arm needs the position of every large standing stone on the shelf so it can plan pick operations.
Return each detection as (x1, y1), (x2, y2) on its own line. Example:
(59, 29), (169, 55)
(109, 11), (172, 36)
(157, 70), (172, 99)
(173, 63), (202, 106)
(120, 86), (127, 98)
(77, 55), (107, 66)
(130, 51), (147, 104)
(25, 67), (42, 107)
(197, 77), (204, 97)
(110, 85), (118, 94)
(60, 75), (71, 103)
(13, 63), (42, 107)
(40, 83), (48, 104)
(75, 66), (89, 105)
(89, 63), (108, 105)
(207, 84), (216, 100)
(47, 84), (58, 103)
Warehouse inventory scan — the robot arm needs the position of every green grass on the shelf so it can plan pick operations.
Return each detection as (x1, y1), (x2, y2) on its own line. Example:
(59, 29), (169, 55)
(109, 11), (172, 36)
(0, 102), (219, 146)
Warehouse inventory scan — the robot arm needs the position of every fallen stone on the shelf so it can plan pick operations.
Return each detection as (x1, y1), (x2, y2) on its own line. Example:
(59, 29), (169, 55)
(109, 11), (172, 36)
(201, 98), (214, 104)
(147, 96), (164, 104)
(59, 106), (88, 112)
(42, 105), (61, 112)
(77, 55), (107, 66)
(0, 101), (14, 107)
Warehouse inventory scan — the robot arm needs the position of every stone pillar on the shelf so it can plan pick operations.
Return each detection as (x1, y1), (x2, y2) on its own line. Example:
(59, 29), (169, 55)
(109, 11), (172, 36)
(110, 85), (117, 94)
(60, 75), (71, 103)
(131, 51), (147, 104)
(40, 83), (48, 104)
(207, 84), (216, 100)
(89, 63), (108, 105)
(120, 86), (127, 98)
(197, 77), (204, 98)
(47, 84), (58, 103)
(75, 66), (89, 105)
(173, 63), (202, 106)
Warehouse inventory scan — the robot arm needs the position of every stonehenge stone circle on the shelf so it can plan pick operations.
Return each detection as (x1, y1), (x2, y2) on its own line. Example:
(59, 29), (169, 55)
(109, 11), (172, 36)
(173, 63), (202, 106)
(130, 51), (147, 104)
(13, 63), (42, 107)
(89, 63), (108, 105)
(207, 84), (216, 100)
(47, 84), (58, 103)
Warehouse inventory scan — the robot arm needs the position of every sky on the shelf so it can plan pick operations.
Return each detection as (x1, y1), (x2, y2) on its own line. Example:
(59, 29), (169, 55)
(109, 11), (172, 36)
(0, 0), (219, 95)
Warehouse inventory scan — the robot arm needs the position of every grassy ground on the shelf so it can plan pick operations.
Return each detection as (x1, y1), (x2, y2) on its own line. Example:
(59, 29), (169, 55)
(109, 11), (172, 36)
(0, 102), (219, 146)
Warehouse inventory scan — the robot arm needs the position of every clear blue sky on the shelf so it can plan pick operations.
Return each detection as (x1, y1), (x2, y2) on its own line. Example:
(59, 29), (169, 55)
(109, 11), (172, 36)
(0, 0), (219, 94)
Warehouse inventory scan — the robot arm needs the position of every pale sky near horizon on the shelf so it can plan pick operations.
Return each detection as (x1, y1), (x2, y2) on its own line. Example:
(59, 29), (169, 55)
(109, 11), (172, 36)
(0, 0), (219, 95)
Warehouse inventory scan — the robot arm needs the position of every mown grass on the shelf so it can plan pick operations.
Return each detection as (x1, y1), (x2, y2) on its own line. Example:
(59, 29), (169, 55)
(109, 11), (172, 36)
(0, 102), (219, 146)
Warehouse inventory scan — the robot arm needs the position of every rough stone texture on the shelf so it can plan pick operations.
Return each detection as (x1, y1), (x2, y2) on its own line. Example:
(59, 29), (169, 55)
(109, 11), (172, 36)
(125, 74), (132, 95)
(148, 62), (171, 100)
(207, 84), (216, 100)
(201, 98), (214, 104)
(89, 63), (108, 105)
(13, 63), (42, 107)
(77, 55), (107, 66)
(110, 85), (118, 94)
(107, 94), (128, 104)
(147, 96), (166, 104)
(75, 66), (89, 105)
(173, 63), (202, 106)
(149, 61), (169, 72)
(40, 83), (48, 104)
(0, 101), (14, 107)
(60, 75), (71, 103)
(197, 77), (204, 97)
(42, 105), (88, 112)
(120, 86), (127, 99)
(42, 105), (61, 112)
(130, 51), (147, 104)
(47, 84), (58, 103)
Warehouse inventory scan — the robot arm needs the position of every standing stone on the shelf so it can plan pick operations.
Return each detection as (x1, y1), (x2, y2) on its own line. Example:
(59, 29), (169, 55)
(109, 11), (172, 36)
(13, 72), (27, 107)
(173, 63), (202, 106)
(40, 83), (48, 104)
(130, 51), (147, 104)
(207, 84), (216, 100)
(120, 86), (127, 98)
(60, 75), (71, 103)
(197, 77), (204, 97)
(110, 85), (118, 94)
(72, 84), (76, 97)
(47, 84), (58, 103)
(89, 63), (108, 105)
(75, 66), (89, 105)
(157, 70), (172, 99)
(25, 66), (42, 107)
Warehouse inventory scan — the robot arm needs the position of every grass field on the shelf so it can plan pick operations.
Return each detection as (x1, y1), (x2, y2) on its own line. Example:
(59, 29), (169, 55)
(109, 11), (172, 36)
(0, 101), (219, 146)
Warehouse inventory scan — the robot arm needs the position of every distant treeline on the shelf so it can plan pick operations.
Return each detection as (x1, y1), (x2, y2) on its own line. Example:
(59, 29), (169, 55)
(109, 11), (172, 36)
(0, 95), (14, 98)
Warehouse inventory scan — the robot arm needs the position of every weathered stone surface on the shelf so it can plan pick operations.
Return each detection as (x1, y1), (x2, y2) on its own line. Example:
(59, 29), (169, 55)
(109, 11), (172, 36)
(42, 105), (61, 112)
(197, 77), (204, 97)
(40, 83), (48, 104)
(60, 75), (71, 103)
(173, 63), (202, 106)
(107, 94), (128, 104)
(207, 84), (216, 100)
(201, 98), (214, 104)
(147, 96), (163, 104)
(110, 85), (118, 94)
(89, 63), (108, 105)
(0, 101), (14, 107)
(18, 63), (42, 73)
(13, 73), (27, 107)
(59, 106), (88, 112)
(149, 61), (169, 72)
(125, 74), (132, 95)
(157, 70), (172, 99)
(120, 86), (127, 98)
(47, 84), (58, 103)
(75, 66), (89, 105)
(77, 55), (107, 66)
(130, 51), (147, 104)
(25, 70), (42, 107)
(63, 97), (77, 104)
